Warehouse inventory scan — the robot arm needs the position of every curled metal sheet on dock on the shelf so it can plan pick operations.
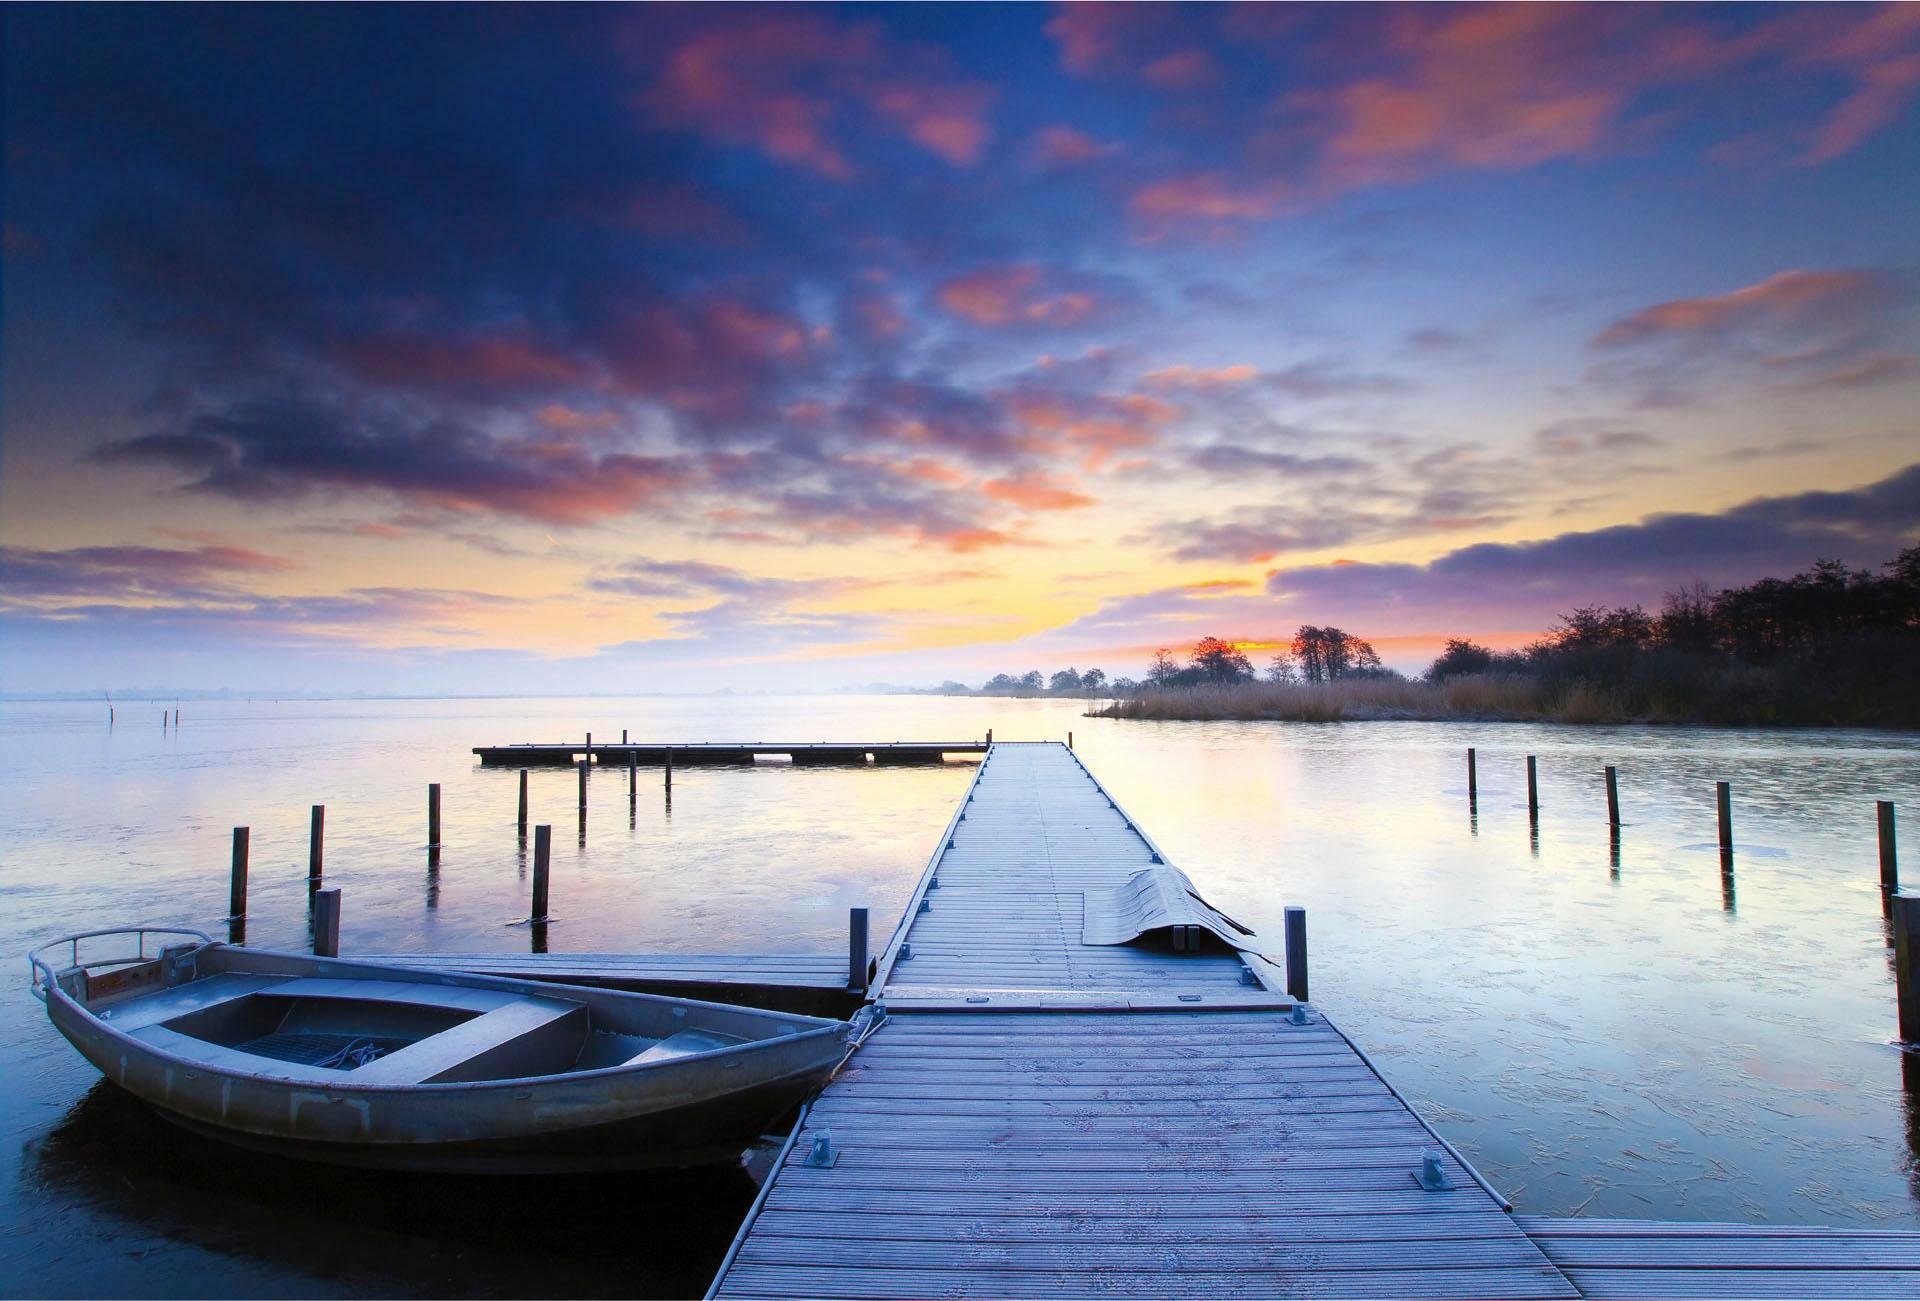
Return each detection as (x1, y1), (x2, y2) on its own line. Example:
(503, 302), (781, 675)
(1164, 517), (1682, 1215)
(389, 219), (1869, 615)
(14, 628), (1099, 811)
(1080, 864), (1255, 947)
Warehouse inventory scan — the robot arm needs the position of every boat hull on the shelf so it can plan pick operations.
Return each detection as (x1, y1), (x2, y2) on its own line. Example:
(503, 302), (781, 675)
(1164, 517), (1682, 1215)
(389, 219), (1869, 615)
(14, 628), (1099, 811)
(38, 943), (856, 1174)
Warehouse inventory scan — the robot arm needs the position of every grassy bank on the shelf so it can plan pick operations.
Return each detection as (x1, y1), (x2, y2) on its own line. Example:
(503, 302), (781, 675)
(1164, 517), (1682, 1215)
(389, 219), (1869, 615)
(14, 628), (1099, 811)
(1088, 659), (1920, 727)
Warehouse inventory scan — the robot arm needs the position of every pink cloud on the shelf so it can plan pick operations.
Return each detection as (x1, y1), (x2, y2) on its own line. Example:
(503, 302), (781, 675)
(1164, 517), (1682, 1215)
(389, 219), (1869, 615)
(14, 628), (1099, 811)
(1031, 124), (1120, 168)
(637, 12), (993, 179)
(1142, 363), (1260, 389)
(935, 264), (1105, 329)
(1593, 269), (1883, 347)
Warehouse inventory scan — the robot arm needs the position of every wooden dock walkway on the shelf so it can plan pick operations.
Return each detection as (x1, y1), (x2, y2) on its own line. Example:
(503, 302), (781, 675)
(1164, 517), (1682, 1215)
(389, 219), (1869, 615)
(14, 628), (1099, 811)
(703, 741), (1920, 1300)
(708, 742), (1577, 1299)
(473, 740), (987, 766)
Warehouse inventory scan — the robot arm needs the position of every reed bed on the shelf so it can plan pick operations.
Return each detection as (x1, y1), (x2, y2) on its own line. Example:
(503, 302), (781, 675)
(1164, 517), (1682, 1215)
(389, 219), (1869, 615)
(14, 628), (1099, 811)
(1090, 675), (1567, 723)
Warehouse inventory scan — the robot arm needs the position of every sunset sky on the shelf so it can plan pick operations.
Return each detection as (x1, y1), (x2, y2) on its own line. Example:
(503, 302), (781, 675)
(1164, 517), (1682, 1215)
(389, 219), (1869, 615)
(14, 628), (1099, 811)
(3, 3), (1918, 694)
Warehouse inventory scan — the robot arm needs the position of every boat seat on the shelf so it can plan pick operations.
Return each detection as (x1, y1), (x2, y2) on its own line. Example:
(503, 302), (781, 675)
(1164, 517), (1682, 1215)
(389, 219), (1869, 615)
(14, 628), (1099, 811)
(352, 997), (589, 1085)
(100, 974), (292, 1033)
(627, 1027), (745, 1066)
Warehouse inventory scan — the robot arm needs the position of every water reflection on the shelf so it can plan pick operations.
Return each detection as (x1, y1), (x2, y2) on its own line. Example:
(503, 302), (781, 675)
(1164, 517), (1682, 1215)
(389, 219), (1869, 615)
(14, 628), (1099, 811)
(21, 1082), (756, 1299)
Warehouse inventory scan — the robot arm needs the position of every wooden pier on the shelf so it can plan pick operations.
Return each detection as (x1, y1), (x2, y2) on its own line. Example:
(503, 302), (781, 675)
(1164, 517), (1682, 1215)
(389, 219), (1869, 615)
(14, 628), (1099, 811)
(473, 741), (987, 767)
(698, 741), (1920, 1300)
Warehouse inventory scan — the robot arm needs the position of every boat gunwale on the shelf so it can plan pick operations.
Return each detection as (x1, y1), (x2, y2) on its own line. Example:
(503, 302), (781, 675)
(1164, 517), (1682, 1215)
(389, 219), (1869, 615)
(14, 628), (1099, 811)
(41, 943), (853, 1095)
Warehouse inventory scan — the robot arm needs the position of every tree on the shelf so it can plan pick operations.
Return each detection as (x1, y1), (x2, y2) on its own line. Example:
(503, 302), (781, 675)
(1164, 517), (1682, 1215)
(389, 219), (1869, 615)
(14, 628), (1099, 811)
(1146, 648), (1180, 685)
(1190, 636), (1255, 683)
(1080, 668), (1107, 693)
(1426, 638), (1494, 681)
(1291, 626), (1382, 682)
(982, 673), (1020, 693)
(1266, 652), (1298, 683)
(1049, 668), (1083, 693)
(1019, 670), (1044, 690)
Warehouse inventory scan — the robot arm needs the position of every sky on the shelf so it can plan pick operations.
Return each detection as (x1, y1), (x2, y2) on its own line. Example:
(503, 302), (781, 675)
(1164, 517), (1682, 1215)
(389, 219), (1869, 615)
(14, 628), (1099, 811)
(3, 2), (1919, 695)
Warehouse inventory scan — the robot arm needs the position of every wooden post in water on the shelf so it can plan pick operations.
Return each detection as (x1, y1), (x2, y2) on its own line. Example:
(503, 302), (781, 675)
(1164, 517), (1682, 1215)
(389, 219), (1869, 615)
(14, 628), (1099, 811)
(847, 907), (869, 993)
(665, 747), (673, 793)
(986, 728), (993, 745)
(1892, 893), (1919, 1042)
(1466, 748), (1477, 809)
(1717, 781), (1734, 853)
(1067, 731), (1073, 750)
(517, 768), (529, 836)
(313, 888), (341, 958)
(1605, 766), (1620, 828)
(1283, 906), (1309, 1003)
(1526, 756), (1539, 822)
(427, 783), (442, 849)
(628, 753), (638, 802)
(1882, 801), (1900, 893)
(308, 805), (325, 885)
(531, 825), (552, 922)
(577, 759), (588, 812)
(173, 708), (179, 728)
(586, 731), (592, 754)
(229, 827), (249, 918)
(622, 728), (628, 744)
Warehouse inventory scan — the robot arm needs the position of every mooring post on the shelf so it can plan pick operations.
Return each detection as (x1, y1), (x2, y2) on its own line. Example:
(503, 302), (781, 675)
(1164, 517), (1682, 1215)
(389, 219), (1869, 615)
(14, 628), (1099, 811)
(1526, 756), (1539, 822)
(1605, 765), (1620, 828)
(665, 747), (673, 793)
(847, 907), (869, 993)
(1283, 906), (1309, 1003)
(1067, 731), (1073, 750)
(313, 888), (341, 958)
(629, 753), (638, 802)
(173, 708), (179, 728)
(1466, 747), (1477, 808)
(1892, 893), (1920, 1042)
(585, 731), (592, 755)
(427, 782), (441, 849)
(308, 804), (325, 884)
(622, 728), (628, 744)
(229, 827), (250, 918)
(1717, 781), (1733, 853)
(986, 728), (993, 745)
(517, 768), (529, 836)
(577, 759), (588, 812)
(1882, 801), (1900, 893)
(531, 824), (552, 921)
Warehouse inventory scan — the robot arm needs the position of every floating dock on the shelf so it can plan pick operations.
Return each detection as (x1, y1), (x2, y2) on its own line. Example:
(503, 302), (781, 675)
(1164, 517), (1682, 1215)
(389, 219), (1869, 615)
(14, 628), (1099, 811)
(698, 741), (1920, 1300)
(473, 741), (988, 767)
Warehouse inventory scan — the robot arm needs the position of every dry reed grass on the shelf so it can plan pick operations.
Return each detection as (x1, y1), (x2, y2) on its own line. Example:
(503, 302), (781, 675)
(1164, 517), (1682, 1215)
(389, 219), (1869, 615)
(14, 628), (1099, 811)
(1090, 674), (1563, 723)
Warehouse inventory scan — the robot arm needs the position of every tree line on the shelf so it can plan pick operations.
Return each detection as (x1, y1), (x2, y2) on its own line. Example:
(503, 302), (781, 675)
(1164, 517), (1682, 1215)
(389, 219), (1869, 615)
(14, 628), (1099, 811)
(1120, 547), (1920, 726)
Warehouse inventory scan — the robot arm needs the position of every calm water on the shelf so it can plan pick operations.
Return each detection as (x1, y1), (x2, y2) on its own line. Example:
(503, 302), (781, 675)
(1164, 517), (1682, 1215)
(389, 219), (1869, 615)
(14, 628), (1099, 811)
(3, 695), (1918, 1296)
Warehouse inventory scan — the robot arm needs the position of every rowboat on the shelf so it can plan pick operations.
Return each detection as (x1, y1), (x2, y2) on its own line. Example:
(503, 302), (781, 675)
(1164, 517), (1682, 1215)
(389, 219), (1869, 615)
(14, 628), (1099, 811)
(29, 927), (867, 1173)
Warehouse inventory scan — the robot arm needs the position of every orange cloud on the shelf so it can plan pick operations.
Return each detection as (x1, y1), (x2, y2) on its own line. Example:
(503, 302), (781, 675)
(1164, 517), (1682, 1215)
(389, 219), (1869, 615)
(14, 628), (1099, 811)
(1142, 363), (1259, 389)
(982, 471), (1096, 511)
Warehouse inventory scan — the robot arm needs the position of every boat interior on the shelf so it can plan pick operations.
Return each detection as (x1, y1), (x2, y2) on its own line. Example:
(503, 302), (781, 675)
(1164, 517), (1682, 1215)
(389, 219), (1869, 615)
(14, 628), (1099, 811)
(39, 935), (837, 1088)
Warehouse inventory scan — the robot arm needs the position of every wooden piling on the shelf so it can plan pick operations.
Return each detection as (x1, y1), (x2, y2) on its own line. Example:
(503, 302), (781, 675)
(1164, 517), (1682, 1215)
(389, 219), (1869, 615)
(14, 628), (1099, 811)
(517, 768), (529, 835)
(848, 907), (869, 993)
(1067, 731), (1073, 750)
(229, 827), (249, 918)
(622, 728), (628, 744)
(531, 824), (552, 922)
(1892, 893), (1919, 1042)
(586, 731), (592, 754)
(577, 759), (588, 811)
(1882, 801), (1900, 893)
(1717, 781), (1733, 852)
(308, 805), (325, 883)
(665, 747), (673, 792)
(629, 754), (638, 801)
(1526, 756), (1538, 821)
(1284, 906), (1309, 1003)
(427, 782), (441, 849)
(986, 728), (993, 745)
(313, 888), (341, 958)
(1466, 748), (1477, 808)
(173, 708), (179, 727)
(1605, 766), (1620, 827)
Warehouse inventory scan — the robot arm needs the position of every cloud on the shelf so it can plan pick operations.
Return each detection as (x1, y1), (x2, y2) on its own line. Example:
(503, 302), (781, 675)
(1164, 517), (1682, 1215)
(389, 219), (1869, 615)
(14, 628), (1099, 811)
(0, 543), (295, 606)
(1141, 364), (1259, 389)
(1589, 267), (1914, 404)
(94, 399), (694, 526)
(1262, 460), (1920, 630)
(981, 471), (1096, 511)
(1030, 125), (1120, 169)
(636, 11), (993, 178)
(934, 264), (1113, 330)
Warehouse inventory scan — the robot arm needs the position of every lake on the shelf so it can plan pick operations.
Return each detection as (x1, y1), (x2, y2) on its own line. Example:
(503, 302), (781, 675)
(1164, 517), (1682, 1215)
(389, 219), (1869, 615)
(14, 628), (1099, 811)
(3, 695), (1917, 1296)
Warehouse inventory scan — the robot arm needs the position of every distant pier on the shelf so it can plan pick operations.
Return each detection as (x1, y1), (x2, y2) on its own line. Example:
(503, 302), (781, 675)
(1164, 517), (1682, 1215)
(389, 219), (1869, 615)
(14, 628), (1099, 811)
(473, 740), (988, 767)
